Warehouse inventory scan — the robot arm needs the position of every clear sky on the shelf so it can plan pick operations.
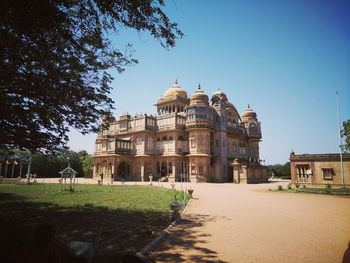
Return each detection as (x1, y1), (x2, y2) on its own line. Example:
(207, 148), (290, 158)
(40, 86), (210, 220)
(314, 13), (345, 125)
(68, 0), (350, 165)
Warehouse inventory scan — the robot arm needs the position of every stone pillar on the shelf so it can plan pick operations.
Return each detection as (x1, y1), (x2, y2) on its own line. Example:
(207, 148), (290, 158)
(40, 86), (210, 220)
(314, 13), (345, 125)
(93, 163), (97, 179)
(141, 160), (144, 182)
(111, 159), (116, 181)
(172, 161), (176, 181)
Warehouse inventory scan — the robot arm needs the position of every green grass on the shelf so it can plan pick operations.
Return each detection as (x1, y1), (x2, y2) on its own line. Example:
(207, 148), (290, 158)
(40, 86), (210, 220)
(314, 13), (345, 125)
(0, 183), (189, 261)
(271, 185), (350, 195)
(295, 187), (350, 195)
(0, 183), (187, 211)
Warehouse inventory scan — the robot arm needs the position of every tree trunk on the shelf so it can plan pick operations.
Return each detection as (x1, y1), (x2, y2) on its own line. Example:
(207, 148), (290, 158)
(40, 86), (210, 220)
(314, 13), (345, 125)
(19, 162), (23, 178)
(11, 162), (15, 178)
(4, 162), (8, 178)
(26, 158), (32, 183)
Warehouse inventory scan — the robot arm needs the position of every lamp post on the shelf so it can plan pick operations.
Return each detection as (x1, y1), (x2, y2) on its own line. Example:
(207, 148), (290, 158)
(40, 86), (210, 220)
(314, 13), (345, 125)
(336, 90), (345, 188)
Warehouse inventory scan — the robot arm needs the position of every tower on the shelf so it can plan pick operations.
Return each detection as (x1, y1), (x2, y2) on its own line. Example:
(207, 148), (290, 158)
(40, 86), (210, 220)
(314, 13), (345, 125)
(210, 90), (229, 182)
(242, 105), (261, 162)
(186, 85), (213, 182)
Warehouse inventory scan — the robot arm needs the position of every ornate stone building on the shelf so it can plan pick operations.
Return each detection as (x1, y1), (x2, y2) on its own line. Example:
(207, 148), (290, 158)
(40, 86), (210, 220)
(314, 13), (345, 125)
(92, 80), (267, 183)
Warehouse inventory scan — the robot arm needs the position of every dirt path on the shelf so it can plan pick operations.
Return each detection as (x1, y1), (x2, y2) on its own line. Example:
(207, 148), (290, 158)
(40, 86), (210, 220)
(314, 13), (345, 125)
(147, 181), (350, 263)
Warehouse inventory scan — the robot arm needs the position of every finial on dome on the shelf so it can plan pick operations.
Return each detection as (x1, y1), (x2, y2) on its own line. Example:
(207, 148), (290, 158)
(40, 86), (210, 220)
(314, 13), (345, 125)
(198, 84), (201, 90)
(175, 78), (178, 85)
(248, 104), (250, 108)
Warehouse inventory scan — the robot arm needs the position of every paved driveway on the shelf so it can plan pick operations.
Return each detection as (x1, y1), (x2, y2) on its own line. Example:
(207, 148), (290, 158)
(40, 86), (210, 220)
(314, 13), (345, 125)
(147, 181), (350, 263)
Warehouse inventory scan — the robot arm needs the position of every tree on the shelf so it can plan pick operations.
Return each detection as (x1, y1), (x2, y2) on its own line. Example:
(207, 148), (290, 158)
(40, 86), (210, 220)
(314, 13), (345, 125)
(31, 150), (84, 177)
(267, 162), (290, 179)
(77, 150), (93, 178)
(0, 0), (183, 152)
(342, 120), (350, 152)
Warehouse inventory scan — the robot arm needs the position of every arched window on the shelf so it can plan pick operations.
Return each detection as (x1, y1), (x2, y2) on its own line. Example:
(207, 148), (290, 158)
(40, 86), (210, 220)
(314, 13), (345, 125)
(169, 136), (173, 140)
(162, 136), (168, 141)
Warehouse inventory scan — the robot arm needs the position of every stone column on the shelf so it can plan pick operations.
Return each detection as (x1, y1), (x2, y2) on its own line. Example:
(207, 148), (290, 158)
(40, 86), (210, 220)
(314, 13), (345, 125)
(111, 159), (116, 181)
(93, 162), (97, 179)
(141, 160), (145, 182)
(172, 161), (176, 181)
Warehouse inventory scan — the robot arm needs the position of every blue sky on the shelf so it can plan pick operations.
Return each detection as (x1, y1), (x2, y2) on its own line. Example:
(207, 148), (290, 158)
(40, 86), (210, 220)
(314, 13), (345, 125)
(68, 0), (350, 164)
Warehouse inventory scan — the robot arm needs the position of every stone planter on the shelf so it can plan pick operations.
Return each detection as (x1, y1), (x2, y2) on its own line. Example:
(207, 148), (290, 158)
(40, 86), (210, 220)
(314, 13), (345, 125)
(170, 202), (183, 221)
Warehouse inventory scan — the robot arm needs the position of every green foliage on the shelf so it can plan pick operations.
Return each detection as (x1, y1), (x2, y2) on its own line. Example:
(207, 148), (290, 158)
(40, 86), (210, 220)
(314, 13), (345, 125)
(294, 185), (350, 195)
(77, 151), (93, 178)
(277, 185), (283, 191)
(288, 183), (292, 190)
(325, 183), (332, 194)
(30, 150), (84, 178)
(342, 120), (350, 152)
(0, 0), (183, 152)
(295, 183), (300, 188)
(267, 162), (291, 179)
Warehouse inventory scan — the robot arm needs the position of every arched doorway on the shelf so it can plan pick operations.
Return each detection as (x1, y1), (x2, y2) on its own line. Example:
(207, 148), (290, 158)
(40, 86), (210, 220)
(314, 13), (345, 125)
(161, 162), (168, 177)
(117, 161), (130, 180)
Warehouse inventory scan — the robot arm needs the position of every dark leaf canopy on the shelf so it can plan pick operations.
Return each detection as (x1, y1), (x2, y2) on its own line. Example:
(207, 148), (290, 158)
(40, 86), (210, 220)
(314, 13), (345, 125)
(0, 0), (183, 153)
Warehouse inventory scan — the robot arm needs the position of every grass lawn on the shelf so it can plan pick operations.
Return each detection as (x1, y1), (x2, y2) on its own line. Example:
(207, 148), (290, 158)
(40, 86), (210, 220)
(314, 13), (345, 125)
(271, 185), (350, 195)
(0, 182), (189, 262)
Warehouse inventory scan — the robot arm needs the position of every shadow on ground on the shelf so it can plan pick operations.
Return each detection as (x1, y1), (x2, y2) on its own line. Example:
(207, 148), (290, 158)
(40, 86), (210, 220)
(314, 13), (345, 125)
(146, 214), (229, 263)
(0, 192), (170, 262)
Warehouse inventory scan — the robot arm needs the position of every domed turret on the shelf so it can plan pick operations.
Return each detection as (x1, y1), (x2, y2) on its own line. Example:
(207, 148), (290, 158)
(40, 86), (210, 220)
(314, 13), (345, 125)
(211, 89), (227, 99)
(163, 79), (187, 99)
(242, 105), (257, 120)
(190, 84), (209, 105)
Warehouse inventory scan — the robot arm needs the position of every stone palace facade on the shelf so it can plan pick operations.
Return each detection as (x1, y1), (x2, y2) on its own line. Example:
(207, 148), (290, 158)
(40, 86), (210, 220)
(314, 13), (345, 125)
(92, 80), (267, 183)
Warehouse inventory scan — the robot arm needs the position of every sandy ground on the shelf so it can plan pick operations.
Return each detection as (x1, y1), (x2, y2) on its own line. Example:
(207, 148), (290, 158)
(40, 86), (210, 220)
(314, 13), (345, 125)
(146, 180), (350, 263)
(37, 178), (350, 262)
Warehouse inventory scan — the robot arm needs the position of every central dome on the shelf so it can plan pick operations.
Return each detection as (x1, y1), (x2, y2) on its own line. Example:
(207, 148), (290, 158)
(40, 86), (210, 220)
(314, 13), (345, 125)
(211, 89), (227, 98)
(163, 79), (187, 99)
(190, 85), (209, 102)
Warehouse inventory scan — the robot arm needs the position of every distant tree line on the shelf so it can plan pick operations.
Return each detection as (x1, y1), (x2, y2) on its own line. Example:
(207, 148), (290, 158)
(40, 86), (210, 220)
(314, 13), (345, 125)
(267, 162), (291, 179)
(0, 149), (93, 178)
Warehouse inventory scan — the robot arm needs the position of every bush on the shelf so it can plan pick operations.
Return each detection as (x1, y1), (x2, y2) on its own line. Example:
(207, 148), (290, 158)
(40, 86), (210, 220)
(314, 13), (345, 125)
(295, 183), (300, 188)
(287, 183), (292, 190)
(325, 184), (332, 194)
(277, 185), (283, 191)
(302, 185), (306, 189)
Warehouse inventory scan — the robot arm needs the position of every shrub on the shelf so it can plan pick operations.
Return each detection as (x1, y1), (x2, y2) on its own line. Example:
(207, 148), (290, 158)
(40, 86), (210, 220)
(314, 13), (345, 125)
(302, 185), (306, 189)
(277, 185), (283, 191)
(287, 183), (292, 190)
(325, 183), (332, 194)
(295, 183), (300, 188)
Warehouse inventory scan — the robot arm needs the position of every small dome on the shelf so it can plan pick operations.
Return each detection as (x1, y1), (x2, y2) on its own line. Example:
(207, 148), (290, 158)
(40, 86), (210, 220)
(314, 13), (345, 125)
(242, 105), (257, 119)
(190, 85), (209, 102)
(211, 89), (227, 98)
(163, 79), (187, 99)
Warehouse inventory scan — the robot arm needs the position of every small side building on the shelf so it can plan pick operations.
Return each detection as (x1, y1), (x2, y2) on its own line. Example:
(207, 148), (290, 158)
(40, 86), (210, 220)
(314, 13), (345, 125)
(290, 152), (350, 186)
